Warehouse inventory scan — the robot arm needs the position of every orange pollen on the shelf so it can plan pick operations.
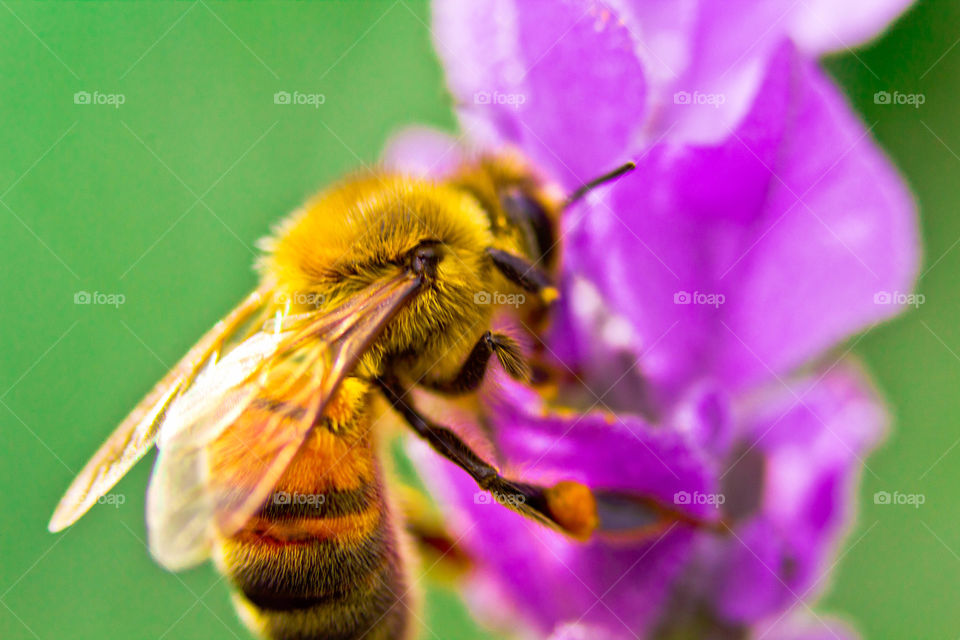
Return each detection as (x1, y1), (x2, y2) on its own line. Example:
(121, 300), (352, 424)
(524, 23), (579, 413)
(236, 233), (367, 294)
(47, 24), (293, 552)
(545, 480), (598, 540)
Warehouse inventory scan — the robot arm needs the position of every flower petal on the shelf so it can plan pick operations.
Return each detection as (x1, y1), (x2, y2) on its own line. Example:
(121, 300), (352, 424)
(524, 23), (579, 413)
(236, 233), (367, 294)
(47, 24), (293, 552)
(754, 611), (859, 640)
(566, 41), (918, 398)
(407, 379), (715, 636)
(786, 0), (916, 55)
(658, 0), (786, 144)
(432, 0), (648, 188)
(707, 359), (886, 623)
(380, 125), (464, 177)
(548, 621), (632, 640)
(642, 0), (916, 144)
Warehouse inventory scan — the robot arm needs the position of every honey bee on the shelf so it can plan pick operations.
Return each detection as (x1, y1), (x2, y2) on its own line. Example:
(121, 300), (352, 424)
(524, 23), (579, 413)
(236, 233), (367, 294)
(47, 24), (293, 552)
(49, 152), (682, 640)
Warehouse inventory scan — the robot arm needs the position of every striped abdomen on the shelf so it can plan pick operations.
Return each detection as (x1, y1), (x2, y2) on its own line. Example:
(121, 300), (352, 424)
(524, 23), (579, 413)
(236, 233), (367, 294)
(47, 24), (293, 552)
(215, 378), (413, 640)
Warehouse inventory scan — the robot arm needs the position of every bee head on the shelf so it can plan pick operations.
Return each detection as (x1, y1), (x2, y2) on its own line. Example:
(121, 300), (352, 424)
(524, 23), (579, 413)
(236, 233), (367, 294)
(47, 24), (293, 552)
(448, 151), (636, 271)
(265, 174), (501, 366)
(448, 152), (565, 269)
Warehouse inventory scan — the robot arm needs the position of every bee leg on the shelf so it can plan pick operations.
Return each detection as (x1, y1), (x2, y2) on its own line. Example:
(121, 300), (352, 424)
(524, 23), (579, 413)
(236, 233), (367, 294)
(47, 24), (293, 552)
(424, 331), (530, 395)
(377, 375), (597, 540)
(486, 248), (559, 304)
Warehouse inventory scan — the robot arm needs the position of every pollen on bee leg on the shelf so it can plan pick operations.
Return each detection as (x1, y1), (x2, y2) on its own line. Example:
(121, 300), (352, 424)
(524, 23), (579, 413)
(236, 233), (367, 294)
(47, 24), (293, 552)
(545, 480), (598, 540)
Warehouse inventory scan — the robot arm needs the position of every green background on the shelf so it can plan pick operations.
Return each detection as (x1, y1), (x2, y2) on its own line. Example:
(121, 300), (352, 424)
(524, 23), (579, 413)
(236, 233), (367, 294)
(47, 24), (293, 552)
(0, 1), (956, 638)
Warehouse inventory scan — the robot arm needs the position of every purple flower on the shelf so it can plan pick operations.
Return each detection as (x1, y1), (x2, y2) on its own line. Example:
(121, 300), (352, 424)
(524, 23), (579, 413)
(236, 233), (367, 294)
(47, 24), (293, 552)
(385, 1), (919, 637)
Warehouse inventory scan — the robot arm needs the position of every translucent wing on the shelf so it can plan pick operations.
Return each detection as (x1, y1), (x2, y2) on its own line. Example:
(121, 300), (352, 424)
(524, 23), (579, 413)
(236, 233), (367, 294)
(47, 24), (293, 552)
(146, 270), (422, 570)
(48, 286), (271, 533)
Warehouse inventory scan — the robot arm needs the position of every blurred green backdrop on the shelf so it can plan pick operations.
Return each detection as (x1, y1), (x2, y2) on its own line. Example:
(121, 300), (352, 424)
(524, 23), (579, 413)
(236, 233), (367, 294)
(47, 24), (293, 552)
(1, 1), (957, 638)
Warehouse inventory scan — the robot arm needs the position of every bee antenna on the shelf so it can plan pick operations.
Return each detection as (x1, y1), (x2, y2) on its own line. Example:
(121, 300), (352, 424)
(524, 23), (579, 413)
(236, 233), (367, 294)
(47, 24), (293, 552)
(565, 161), (636, 207)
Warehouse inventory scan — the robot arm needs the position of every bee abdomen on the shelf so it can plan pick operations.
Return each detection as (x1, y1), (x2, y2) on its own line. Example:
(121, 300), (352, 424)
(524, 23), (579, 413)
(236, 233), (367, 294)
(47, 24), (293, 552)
(231, 533), (410, 640)
(220, 474), (411, 639)
(224, 509), (411, 640)
(259, 481), (380, 520)
(217, 376), (413, 639)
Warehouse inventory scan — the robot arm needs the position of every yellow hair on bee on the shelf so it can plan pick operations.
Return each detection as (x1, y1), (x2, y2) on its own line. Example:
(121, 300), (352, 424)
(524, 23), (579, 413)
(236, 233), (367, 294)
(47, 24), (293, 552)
(261, 172), (503, 384)
(264, 173), (492, 292)
(52, 151), (569, 640)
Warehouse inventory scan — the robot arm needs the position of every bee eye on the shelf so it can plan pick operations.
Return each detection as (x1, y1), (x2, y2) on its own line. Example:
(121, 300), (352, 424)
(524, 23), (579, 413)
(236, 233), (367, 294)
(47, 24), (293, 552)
(409, 241), (442, 279)
(499, 188), (554, 264)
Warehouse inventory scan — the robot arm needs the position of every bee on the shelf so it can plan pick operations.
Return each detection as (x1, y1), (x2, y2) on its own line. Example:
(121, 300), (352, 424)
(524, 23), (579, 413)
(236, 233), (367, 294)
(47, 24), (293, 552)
(48, 151), (672, 640)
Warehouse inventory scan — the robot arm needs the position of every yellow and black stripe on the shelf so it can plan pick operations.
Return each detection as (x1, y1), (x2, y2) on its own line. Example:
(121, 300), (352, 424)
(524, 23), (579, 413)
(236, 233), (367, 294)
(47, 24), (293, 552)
(215, 377), (412, 640)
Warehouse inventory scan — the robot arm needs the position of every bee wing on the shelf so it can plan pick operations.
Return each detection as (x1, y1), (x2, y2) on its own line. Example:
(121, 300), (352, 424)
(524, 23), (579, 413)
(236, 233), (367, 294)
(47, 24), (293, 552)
(146, 270), (422, 570)
(48, 287), (272, 533)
